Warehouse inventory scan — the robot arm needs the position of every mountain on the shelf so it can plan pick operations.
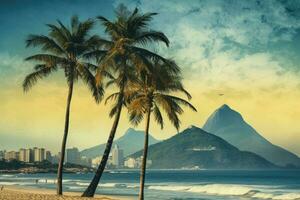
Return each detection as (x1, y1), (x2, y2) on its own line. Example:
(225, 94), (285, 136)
(203, 104), (300, 167)
(130, 126), (276, 169)
(80, 128), (160, 159)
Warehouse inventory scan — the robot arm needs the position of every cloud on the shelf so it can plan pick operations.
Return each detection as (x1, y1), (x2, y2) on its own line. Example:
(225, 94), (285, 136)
(113, 0), (300, 96)
(0, 53), (31, 84)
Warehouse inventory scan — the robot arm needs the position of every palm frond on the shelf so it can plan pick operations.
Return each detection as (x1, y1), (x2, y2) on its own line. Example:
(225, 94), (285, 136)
(23, 65), (57, 92)
(97, 16), (121, 37)
(57, 20), (72, 39)
(79, 64), (104, 103)
(83, 49), (107, 61)
(47, 24), (68, 46)
(135, 31), (169, 47)
(128, 11), (157, 32)
(71, 15), (79, 34)
(76, 18), (95, 40)
(153, 104), (164, 129)
(26, 35), (65, 55)
(105, 92), (120, 104)
(109, 103), (119, 118)
(130, 46), (167, 63)
(127, 96), (147, 126)
(25, 54), (66, 65)
(159, 94), (197, 112)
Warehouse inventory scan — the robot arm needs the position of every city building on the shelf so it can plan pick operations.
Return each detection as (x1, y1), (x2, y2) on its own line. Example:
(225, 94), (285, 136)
(80, 156), (92, 167)
(2, 148), (52, 163)
(0, 150), (5, 160)
(124, 157), (137, 168)
(19, 148), (26, 162)
(45, 151), (52, 162)
(108, 154), (113, 165)
(51, 153), (60, 164)
(124, 156), (152, 169)
(112, 145), (124, 168)
(19, 148), (33, 163)
(91, 156), (102, 168)
(4, 151), (19, 161)
(66, 147), (80, 164)
(33, 147), (45, 162)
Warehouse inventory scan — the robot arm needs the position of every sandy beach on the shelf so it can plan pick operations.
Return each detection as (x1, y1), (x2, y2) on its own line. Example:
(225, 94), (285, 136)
(0, 186), (134, 200)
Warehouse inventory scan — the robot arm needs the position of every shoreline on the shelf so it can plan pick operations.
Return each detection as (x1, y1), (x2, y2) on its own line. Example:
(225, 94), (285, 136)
(0, 185), (135, 200)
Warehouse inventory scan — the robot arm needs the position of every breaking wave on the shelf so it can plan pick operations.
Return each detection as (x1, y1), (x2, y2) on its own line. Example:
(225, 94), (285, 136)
(148, 184), (300, 200)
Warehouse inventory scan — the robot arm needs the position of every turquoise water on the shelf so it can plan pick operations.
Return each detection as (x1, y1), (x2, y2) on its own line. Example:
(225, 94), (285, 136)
(0, 170), (300, 199)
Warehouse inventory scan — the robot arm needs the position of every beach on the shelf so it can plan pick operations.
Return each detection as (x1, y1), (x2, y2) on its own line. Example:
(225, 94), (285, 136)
(0, 186), (133, 200)
(1, 170), (300, 200)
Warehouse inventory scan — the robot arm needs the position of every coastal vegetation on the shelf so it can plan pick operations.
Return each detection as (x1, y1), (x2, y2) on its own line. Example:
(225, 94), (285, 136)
(23, 16), (104, 195)
(81, 6), (184, 198)
(126, 59), (197, 199)
(0, 160), (92, 173)
(23, 4), (195, 199)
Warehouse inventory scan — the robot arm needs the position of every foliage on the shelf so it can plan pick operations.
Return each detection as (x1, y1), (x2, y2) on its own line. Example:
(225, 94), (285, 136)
(23, 15), (104, 102)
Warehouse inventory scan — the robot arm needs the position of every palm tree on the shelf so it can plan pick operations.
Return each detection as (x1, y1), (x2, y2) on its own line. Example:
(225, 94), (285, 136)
(23, 16), (104, 195)
(127, 60), (197, 200)
(82, 5), (173, 197)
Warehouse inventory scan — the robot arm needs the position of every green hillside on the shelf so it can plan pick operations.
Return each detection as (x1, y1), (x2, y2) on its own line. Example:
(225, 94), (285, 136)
(131, 126), (277, 169)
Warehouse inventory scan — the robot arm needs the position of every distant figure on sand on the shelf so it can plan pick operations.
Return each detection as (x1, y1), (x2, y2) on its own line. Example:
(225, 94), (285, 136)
(0, 186), (4, 191)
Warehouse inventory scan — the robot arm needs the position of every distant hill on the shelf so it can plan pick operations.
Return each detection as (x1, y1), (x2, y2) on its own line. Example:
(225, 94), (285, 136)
(203, 104), (300, 167)
(80, 128), (160, 159)
(130, 126), (276, 169)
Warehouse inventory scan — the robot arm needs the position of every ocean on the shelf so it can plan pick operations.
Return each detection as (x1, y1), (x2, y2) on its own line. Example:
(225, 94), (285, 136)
(0, 170), (299, 200)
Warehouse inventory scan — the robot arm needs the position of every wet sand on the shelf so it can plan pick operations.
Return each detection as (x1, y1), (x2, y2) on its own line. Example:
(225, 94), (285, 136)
(0, 186), (134, 200)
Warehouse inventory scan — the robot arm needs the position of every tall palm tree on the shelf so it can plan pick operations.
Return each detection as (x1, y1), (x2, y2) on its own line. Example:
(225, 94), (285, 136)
(127, 60), (197, 200)
(82, 5), (174, 197)
(23, 16), (104, 195)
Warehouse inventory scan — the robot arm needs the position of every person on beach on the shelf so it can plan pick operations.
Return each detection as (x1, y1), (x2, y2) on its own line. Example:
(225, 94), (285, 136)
(0, 186), (3, 191)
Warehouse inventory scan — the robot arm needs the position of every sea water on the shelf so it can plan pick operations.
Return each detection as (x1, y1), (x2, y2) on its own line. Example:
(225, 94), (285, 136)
(0, 170), (299, 200)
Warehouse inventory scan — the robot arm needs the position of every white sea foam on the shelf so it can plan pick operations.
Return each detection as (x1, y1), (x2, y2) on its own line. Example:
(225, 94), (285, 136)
(252, 192), (275, 199)
(76, 182), (89, 186)
(127, 184), (139, 188)
(148, 185), (190, 191)
(188, 184), (254, 195)
(147, 184), (300, 200)
(273, 193), (300, 200)
(38, 179), (56, 184)
(108, 171), (130, 174)
(68, 186), (85, 190)
(0, 175), (14, 177)
(149, 184), (255, 195)
(0, 182), (17, 185)
(99, 183), (117, 187)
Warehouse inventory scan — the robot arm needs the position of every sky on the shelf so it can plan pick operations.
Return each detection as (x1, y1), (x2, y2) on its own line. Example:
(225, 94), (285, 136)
(0, 0), (300, 156)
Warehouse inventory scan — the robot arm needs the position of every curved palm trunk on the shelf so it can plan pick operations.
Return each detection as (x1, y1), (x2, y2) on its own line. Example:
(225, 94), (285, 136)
(57, 81), (74, 195)
(139, 107), (151, 200)
(82, 92), (124, 197)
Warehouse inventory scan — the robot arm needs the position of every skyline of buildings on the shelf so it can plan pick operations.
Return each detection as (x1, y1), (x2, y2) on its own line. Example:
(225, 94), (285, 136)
(1, 145), (151, 169)
(2, 147), (51, 163)
(66, 147), (80, 164)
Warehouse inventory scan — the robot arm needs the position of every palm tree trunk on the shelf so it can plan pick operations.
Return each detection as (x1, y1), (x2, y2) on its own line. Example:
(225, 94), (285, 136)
(56, 81), (74, 195)
(82, 92), (124, 197)
(139, 107), (151, 200)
